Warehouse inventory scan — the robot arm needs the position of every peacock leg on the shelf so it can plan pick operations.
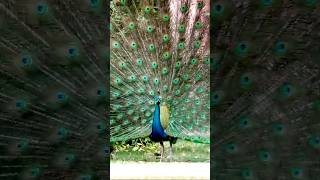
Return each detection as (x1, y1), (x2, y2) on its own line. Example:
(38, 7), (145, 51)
(169, 141), (173, 162)
(160, 141), (164, 162)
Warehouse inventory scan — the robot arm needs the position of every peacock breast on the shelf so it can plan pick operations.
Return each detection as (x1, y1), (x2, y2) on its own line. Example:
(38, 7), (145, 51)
(160, 105), (170, 130)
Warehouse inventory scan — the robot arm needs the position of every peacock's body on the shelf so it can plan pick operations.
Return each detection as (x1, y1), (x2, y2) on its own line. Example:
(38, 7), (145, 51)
(110, 0), (211, 161)
(0, 0), (107, 179)
(213, 0), (320, 179)
(149, 96), (170, 142)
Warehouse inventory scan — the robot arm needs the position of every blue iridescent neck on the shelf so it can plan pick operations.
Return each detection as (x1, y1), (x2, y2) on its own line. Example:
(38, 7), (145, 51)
(150, 97), (168, 141)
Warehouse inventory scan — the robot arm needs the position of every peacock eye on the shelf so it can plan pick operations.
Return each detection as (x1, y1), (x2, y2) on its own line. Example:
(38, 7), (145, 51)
(147, 26), (154, 33)
(163, 35), (169, 41)
(91, 0), (98, 4)
(145, 6), (151, 14)
(113, 42), (120, 48)
(37, 5), (44, 13)
(22, 58), (28, 64)
(68, 48), (75, 55)
(197, 2), (203, 9)
(195, 21), (203, 29)
(148, 44), (155, 52)
(215, 4), (222, 11)
(36, 3), (48, 15)
(286, 87), (291, 92)
(129, 22), (135, 29)
(226, 144), (237, 153)
(279, 44), (285, 49)
(37, 5), (43, 11)
(291, 168), (303, 178)
(261, 0), (273, 6)
(16, 102), (22, 107)
(178, 25), (185, 32)
(242, 169), (253, 178)
(162, 15), (169, 22)
(309, 135), (320, 149)
(152, 62), (158, 69)
(194, 40), (201, 48)
(178, 42), (185, 49)
(274, 41), (287, 54)
(240, 44), (246, 50)
(180, 5), (188, 13)
(259, 150), (271, 162)
(58, 129), (64, 135)
(21, 55), (32, 66)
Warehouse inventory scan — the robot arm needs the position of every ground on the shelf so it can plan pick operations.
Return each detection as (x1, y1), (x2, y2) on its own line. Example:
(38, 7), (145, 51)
(111, 138), (210, 162)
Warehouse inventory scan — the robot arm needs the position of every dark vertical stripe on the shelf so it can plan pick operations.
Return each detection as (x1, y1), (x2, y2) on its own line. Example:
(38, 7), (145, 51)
(210, 0), (214, 179)
(105, 0), (110, 179)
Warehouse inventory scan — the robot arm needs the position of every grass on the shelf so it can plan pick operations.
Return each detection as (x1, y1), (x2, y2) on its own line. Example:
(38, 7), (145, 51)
(111, 138), (210, 162)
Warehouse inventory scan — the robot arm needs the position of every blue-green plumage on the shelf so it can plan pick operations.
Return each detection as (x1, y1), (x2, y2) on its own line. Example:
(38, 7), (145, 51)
(150, 99), (168, 142)
(0, 0), (107, 178)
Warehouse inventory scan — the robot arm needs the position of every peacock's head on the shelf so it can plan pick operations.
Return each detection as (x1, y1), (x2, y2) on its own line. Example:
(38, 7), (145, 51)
(154, 96), (161, 105)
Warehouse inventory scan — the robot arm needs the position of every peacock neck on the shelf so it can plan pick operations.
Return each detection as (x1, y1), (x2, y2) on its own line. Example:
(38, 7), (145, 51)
(150, 102), (168, 141)
(152, 103), (161, 129)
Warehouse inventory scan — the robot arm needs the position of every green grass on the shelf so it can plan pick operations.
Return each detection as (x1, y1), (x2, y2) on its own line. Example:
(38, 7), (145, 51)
(111, 138), (210, 162)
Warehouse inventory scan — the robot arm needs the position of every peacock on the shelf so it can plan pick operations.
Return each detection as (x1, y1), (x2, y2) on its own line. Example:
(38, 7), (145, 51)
(1, 0), (320, 179)
(0, 0), (108, 179)
(212, 0), (320, 179)
(110, 0), (210, 162)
